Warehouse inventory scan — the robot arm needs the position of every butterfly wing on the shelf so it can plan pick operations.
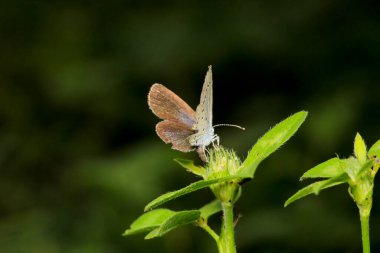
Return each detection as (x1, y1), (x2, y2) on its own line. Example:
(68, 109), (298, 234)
(156, 120), (194, 152)
(189, 66), (216, 147)
(148, 84), (196, 127)
(148, 83), (196, 151)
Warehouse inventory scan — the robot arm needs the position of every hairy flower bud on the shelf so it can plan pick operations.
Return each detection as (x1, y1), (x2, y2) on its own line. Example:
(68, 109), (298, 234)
(206, 147), (242, 203)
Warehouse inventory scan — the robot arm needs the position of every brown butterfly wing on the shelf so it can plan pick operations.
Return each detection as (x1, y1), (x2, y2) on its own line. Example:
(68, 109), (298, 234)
(156, 120), (195, 152)
(148, 84), (196, 127)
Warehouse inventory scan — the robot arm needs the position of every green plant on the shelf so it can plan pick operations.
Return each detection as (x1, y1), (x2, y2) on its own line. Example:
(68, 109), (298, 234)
(285, 133), (380, 253)
(123, 111), (307, 252)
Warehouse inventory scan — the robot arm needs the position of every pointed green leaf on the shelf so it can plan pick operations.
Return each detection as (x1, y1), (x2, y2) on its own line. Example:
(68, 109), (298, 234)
(355, 160), (373, 179)
(145, 210), (200, 239)
(368, 139), (380, 158)
(123, 209), (175, 236)
(285, 181), (325, 207)
(315, 173), (350, 193)
(340, 157), (361, 180)
(144, 176), (243, 211)
(285, 174), (348, 207)
(354, 133), (367, 164)
(199, 200), (222, 220)
(301, 158), (342, 179)
(174, 158), (206, 177)
(239, 111), (308, 178)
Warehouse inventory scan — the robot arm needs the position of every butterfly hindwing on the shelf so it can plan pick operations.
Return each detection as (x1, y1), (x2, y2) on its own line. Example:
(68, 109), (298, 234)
(156, 120), (195, 152)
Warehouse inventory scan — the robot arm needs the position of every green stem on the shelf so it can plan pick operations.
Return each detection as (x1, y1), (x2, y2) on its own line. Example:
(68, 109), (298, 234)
(220, 202), (236, 253)
(199, 221), (220, 248)
(360, 212), (370, 253)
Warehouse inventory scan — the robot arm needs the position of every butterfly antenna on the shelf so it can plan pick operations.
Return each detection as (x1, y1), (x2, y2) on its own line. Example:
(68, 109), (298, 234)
(213, 124), (245, 130)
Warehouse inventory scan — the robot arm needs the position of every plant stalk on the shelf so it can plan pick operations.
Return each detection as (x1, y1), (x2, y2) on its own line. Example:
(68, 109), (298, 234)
(360, 211), (370, 253)
(220, 202), (236, 253)
(198, 221), (222, 251)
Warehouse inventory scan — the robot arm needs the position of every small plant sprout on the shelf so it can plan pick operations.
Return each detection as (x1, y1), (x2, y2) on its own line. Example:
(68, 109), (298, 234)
(123, 111), (307, 253)
(285, 133), (380, 253)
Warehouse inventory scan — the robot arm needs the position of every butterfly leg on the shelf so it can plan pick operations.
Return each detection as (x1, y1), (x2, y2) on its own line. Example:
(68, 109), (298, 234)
(211, 135), (220, 149)
(214, 135), (220, 146)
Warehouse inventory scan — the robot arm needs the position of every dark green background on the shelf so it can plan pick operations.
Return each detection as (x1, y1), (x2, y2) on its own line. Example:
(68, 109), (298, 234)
(1, 1), (379, 252)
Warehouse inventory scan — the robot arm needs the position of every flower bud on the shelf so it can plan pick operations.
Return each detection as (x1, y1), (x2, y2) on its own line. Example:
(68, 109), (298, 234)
(206, 146), (242, 203)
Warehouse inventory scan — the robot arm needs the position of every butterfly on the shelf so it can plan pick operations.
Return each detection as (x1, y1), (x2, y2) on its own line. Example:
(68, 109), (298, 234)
(148, 66), (243, 162)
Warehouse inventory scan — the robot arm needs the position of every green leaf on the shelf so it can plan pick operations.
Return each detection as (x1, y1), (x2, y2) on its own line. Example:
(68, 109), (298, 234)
(340, 157), (361, 180)
(145, 210), (200, 239)
(354, 133), (367, 164)
(239, 111), (308, 178)
(123, 209), (175, 236)
(368, 139), (380, 158)
(284, 173), (348, 207)
(199, 200), (222, 220)
(174, 158), (205, 177)
(301, 158), (343, 179)
(315, 173), (350, 193)
(355, 160), (373, 179)
(144, 176), (243, 211)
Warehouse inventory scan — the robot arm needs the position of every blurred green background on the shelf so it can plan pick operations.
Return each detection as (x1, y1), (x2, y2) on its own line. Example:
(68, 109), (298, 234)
(1, 1), (380, 252)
